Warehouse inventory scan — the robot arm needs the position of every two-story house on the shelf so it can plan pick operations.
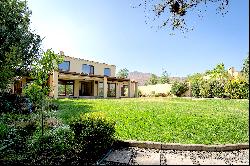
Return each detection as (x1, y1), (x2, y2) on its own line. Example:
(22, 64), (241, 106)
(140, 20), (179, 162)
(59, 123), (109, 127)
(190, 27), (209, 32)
(45, 52), (138, 98)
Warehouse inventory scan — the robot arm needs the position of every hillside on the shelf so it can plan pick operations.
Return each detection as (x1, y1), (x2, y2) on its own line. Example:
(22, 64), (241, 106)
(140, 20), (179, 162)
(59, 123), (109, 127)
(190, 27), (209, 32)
(128, 71), (187, 86)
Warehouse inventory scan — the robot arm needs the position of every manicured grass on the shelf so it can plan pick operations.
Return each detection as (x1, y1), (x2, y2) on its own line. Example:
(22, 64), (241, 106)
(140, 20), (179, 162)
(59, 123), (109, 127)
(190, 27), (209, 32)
(55, 97), (249, 145)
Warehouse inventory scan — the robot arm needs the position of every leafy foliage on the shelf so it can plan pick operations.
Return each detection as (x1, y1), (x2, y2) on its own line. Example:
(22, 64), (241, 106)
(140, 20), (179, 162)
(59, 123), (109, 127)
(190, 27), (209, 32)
(23, 49), (63, 109)
(170, 81), (188, 97)
(69, 112), (115, 163)
(225, 78), (249, 99)
(188, 63), (249, 99)
(0, 113), (39, 164)
(205, 63), (228, 79)
(188, 73), (203, 97)
(241, 54), (249, 83)
(116, 68), (129, 78)
(0, 93), (32, 114)
(146, 74), (159, 85)
(134, 0), (229, 34)
(27, 125), (75, 165)
(0, 0), (42, 91)
(159, 70), (170, 84)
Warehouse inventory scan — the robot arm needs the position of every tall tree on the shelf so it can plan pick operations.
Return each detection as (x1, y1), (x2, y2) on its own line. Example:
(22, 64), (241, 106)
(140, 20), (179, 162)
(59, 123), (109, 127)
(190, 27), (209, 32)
(241, 54), (249, 82)
(0, 0), (42, 91)
(23, 49), (62, 109)
(147, 74), (159, 85)
(205, 63), (228, 79)
(159, 70), (170, 84)
(133, 0), (229, 33)
(117, 68), (129, 78)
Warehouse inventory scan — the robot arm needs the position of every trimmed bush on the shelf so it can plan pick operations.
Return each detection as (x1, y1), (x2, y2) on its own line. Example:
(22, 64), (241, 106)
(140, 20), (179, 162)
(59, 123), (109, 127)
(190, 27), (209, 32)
(170, 81), (189, 97)
(69, 112), (115, 163)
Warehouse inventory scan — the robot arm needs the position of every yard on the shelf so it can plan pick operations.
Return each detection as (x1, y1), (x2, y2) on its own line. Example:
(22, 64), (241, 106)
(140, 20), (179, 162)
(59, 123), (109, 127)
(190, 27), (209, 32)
(55, 97), (249, 145)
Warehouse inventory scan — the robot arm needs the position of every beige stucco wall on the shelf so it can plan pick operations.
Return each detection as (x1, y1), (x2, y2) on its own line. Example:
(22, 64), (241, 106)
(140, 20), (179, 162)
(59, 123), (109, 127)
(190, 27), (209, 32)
(138, 83), (172, 96)
(138, 83), (191, 97)
(62, 56), (116, 77)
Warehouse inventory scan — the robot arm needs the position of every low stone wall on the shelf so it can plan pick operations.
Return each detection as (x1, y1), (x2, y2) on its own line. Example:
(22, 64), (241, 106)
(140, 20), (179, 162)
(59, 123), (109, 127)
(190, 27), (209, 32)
(138, 83), (191, 97)
(138, 83), (172, 96)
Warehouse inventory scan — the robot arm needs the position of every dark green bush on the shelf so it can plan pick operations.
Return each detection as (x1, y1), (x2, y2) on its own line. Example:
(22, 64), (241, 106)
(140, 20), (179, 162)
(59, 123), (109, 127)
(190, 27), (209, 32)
(210, 79), (226, 98)
(170, 81), (189, 97)
(27, 125), (75, 165)
(69, 112), (115, 163)
(47, 102), (59, 111)
(0, 114), (39, 163)
(0, 122), (9, 141)
(0, 93), (33, 114)
(190, 81), (201, 97)
(199, 80), (213, 98)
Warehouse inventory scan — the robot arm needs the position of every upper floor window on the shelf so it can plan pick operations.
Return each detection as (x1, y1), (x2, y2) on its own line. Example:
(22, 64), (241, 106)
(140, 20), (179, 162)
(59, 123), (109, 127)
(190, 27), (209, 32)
(58, 61), (70, 72)
(89, 65), (94, 75)
(104, 68), (111, 76)
(82, 64), (94, 75)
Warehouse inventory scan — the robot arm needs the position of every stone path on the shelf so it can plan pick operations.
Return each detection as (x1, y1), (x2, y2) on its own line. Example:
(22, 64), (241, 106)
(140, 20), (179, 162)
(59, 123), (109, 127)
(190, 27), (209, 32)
(99, 147), (249, 165)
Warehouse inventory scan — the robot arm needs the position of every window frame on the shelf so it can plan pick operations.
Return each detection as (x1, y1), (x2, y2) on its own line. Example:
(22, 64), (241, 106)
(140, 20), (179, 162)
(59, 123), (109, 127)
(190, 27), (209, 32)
(58, 61), (70, 72)
(104, 68), (111, 77)
(58, 80), (74, 96)
(107, 83), (116, 97)
(82, 64), (90, 74)
(89, 65), (94, 75)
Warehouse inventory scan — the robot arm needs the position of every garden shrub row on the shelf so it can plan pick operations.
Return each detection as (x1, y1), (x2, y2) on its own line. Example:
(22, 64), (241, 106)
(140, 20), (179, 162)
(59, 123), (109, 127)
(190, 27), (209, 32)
(190, 78), (249, 99)
(0, 110), (116, 165)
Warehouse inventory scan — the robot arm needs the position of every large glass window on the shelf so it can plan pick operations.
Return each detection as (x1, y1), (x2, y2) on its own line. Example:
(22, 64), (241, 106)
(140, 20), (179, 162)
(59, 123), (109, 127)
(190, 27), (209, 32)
(58, 80), (74, 96)
(82, 64), (94, 75)
(58, 61), (70, 72)
(82, 64), (90, 74)
(104, 68), (111, 76)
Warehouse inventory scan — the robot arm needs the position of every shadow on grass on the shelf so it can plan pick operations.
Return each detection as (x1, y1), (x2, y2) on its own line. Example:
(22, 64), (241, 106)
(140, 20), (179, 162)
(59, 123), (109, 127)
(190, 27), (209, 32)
(53, 99), (98, 124)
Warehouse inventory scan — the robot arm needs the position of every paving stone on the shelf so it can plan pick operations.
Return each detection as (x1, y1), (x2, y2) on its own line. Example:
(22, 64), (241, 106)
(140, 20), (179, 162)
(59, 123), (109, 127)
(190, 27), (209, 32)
(130, 149), (160, 165)
(104, 148), (133, 164)
(163, 154), (194, 165)
(101, 147), (249, 165)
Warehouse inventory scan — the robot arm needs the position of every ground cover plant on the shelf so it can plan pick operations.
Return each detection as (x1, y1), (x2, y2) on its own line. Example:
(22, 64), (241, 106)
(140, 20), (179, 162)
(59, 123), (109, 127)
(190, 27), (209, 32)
(56, 97), (249, 145)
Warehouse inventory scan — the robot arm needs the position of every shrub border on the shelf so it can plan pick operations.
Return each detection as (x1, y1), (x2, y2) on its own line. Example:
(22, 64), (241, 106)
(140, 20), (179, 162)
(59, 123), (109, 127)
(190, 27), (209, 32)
(115, 140), (249, 152)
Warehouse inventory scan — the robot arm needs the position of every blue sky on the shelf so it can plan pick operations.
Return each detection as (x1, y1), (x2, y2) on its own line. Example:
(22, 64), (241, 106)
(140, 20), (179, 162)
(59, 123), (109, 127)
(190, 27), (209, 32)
(27, 0), (249, 77)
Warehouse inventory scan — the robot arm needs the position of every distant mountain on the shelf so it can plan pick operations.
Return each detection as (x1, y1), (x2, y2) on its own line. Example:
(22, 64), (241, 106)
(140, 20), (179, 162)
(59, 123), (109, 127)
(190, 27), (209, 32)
(128, 71), (187, 86)
(128, 71), (152, 86)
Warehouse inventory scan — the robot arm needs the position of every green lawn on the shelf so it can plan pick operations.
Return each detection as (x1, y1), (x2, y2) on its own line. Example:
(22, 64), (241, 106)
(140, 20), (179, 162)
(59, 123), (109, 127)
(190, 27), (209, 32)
(55, 97), (249, 145)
